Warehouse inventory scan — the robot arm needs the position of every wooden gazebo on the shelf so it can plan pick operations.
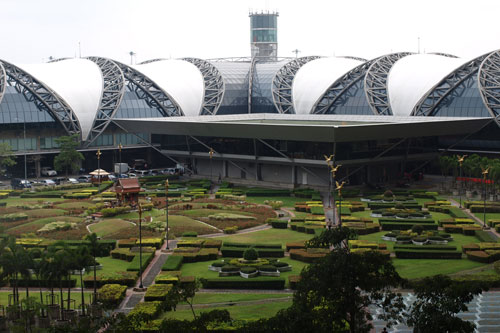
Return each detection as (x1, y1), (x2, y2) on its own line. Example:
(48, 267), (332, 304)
(115, 178), (141, 205)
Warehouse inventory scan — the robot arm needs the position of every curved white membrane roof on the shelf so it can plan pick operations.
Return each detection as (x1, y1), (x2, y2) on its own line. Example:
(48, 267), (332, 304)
(19, 59), (103, 140)
(134, 60), (204, 117)
(388, 54), (466, 116)
(292, 57), (363, 114)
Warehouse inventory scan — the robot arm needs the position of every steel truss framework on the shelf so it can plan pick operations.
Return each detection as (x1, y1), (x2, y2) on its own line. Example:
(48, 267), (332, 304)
(86, 57), (125, 145)
(311, 59), (377, 114)
(247, 58), (257, 114)
(0, 60), (80, 135)
(0, 63), (5, 105)
(183, 58), (225, 115)
(114, 60), (183, 117)
(411, 53), (490, 117)
(429, 52), (458, 58)
(339, 56), (368, 62)
(478, 50), (500, 127)
(364, 52), (413, 115)
(271, 56), (321, 114)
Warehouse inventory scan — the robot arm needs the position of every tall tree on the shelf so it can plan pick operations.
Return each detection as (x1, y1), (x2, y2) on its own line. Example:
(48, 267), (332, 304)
(85, 233), (104, 305)
(406, 275), (485, 333)
(0, 142), (16, 174)
(53, 134), (84, 176)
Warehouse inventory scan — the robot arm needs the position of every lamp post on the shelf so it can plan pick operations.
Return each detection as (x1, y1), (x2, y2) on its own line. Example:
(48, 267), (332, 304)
(330, 163), (341, 225)
(23, 120), (27, 183)
(138, 203), (144, 289)
(165, 179), (170, 250)
(96, 149), (102, 187)
(324, 155), (334, 208)
(209, 148), (214, 192)
(118, 143), (123, 175)
(482, 167), (489, 230)
(335, 181), (346, 227)
(457, 155), (467, 208)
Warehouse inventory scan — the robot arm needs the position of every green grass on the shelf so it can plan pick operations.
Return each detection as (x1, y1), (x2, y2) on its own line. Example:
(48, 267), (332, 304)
(89, 219), (134, 237)
(393, 259), (486, 279)
(1, 197), (67, 207)
(179, 209), (254, 218)
(218, 228), (314, 246)
(153, 215), (220, 236)
(0, 291), (92, 308)
(244, 196), (306, 208)
(55, 201), (95, 209)
(115, 208), (165, 220)
(162, 300), (292, 321)
(180, 257), (307, 288)
(7, 216), (84, 232)
(181, 293), (291, 305)
(23, 208), (67, 218)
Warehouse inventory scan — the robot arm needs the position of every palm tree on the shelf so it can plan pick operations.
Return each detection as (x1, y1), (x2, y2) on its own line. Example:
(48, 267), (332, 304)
(31, 252), (46, 317)
(0, 238), (30, 307)
(75, 245), (93, 316)
(85, 233), (103, 305)
(45, 243), (71, 320)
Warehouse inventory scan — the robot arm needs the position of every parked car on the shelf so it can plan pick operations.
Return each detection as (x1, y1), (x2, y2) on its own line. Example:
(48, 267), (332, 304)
(11, 178), (31, 189)
(161, 168), (177, 175)
(78, 175), (92, 183)
(116, 173), (129, 179)
(108, 174), (117, 181)
(67, 178), (79, 184)
(135, 170), (149, 177)
(41, 167), (57, 177)
(39, 179), (56, 186)
(53, 177), (66, 185)
(128, 173), (137, 178)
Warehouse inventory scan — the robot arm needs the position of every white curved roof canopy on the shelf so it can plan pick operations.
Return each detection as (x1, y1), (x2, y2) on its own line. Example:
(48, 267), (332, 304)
(134, 59), (204, 117)
(388, 54), (466, 116)
(18, 59), (103, 140)
(292, 57), (363, 114)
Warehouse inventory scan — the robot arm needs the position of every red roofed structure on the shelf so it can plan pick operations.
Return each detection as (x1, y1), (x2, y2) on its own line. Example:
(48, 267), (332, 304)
(115, 178), (141, 204)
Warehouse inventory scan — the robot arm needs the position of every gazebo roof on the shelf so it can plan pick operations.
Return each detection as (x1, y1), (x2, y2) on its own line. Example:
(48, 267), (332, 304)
(116, 178), (141, 193)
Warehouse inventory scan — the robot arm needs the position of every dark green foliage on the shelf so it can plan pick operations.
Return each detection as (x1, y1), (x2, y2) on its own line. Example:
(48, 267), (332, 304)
(181, 231), (198, 237)
(381, 222), (438, 230)
(393, 245), (457, 251)
(200, 277), (285, 289)
(395, 250), (462, 259)
(97, 284), (127, 309)
(220, 246), (284, 258)
(222, 242), (282, 249)
(20, 191), (64, 198)
(475, 230), (497, 242)
(411, 224), (424, 235)
(240, 266), (258, 274)
(243, 248), (259, 260)
(53, 134), (84, 175)
(406, 275), (485, 333)
(245, 188), (291, 197)
(271, 220), (288, 229)
(126, 252), (155, 271)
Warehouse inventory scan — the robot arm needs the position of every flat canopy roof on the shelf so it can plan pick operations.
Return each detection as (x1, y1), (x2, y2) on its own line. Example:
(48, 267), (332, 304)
(114, 114), (493, 143)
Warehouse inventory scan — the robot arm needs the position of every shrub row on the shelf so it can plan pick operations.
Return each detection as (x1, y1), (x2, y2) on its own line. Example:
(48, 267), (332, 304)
(0, 213), (28, 222)
(144, 284), (173, 302)
(20, 191), (65, 198)
(220, 246), (284, 258)
(271, 220), (288, 229)
(97, 284), (127, 309)
(222, 242), (282, 249)
(245, 188), (291, 197)
(378, 218), (436, 224)
(289, 248), (329, 263)
(11, 278), (77, 288)
(200, 277), (285, 289)
(393, 244), (457, 251)
(381, 222), (438, 231)
(126, 252), (155, 271)
(176, 248), (218, 263)
(395, 249), (462, 259)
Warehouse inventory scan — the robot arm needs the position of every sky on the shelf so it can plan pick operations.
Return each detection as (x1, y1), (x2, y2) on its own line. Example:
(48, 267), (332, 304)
(1, 0), (499, 64)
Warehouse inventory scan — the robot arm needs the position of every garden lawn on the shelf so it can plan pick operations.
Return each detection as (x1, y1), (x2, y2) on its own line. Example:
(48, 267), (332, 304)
(471, 212), (500, 224)
(23, 208), (67, 218)
(115, 208), (165, 220)
(180, 293), (292, 305)
(180, 257), (307, 288)
(56, 201), (95, 210)
(0, 197), (67, 207)
(0, 291), (92, 308)
(179, 209), (254, 218)
(88, 219), (135, 237)
(162, 215), (219, 236)
(393, 259), (486, 279)
(162, 299), (292, 321)
(81, 256), (130, 281)
(244, 196), (306, 208)
(6, 216), (84, 235)
(218, 228), (314, 246)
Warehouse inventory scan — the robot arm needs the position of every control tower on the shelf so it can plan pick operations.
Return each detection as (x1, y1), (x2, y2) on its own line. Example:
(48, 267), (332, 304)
(249, 11), (278, 61)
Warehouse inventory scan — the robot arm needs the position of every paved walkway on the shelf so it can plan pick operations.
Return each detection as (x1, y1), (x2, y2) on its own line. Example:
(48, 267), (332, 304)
(448, 198), (500, 239)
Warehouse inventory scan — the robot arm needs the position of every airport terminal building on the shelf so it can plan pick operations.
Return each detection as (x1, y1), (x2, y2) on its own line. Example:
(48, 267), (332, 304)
(1, 12), (500, 186)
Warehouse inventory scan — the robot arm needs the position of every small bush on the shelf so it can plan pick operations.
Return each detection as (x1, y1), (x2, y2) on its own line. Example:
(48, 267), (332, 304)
(97, 284), (127, 309)
(243, 248), (259, 260)
(200, 277), (285, 289)
(144, 284), (172, 302)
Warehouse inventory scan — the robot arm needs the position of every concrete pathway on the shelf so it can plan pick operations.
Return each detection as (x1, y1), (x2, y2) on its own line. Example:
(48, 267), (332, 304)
(448, 198), (500, 239)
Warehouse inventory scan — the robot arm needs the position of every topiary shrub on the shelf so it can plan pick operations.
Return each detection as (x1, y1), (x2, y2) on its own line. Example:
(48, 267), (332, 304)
(384, 190), (394, 198)
(412, 224), (424, 235)
(240, 266), (258, 274)
(243, 248), (259, 261)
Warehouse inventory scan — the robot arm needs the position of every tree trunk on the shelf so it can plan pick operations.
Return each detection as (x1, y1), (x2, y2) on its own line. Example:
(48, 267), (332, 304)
(67, 274), (71, 311)
(93, 254), (97, 304)
(59, 281), (64, 320)
(80, 270), (85, 316)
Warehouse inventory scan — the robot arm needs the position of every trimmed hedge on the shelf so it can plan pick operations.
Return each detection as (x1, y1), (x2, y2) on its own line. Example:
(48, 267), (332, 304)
(381, 222), (438, 231)
(162, 255), (183, 271)
(222, 242), (282, 249)
(200, 277), (285, 289)
(128, 301), (162, 320)
(12, 278), (76, 288)
(126, 252), (155, 271)
(20, 191), (64, 198)
(379, 218), (436, 224)
(144, 284), (172, 302)
(476, 231), (497, 243)
(289, 248), (329, 263)
(395, 249), (462, 259)
(181, 231), (198, 237)
(221, 247), (284, 258)
(271, 220), (288, 229)
(245, 188), (291, 197)
(393, 245), (457, 251)
(97, 284), (127, 309)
